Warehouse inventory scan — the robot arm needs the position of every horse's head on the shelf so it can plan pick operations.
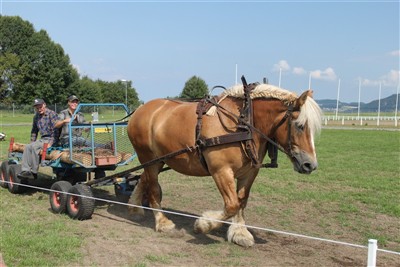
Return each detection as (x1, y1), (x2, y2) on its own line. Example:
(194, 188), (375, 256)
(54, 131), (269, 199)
(218, 83), (322, 174)
(272, 90), (322, 174)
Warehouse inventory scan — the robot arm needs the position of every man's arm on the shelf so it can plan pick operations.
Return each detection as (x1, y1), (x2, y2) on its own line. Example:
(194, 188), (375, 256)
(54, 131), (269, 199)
(55, 111), (68, 128)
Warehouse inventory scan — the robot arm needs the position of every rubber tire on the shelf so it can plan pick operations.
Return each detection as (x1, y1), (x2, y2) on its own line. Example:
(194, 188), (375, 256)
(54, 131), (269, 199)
(49, 181), (73, 214)
(66, 184), (95, 220)
(0, 161), (14, 188)
(7, 164), (27, 194)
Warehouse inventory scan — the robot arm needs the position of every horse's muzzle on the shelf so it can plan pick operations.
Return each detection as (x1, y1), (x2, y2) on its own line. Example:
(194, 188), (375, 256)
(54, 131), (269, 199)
(291, 151), (318, 174)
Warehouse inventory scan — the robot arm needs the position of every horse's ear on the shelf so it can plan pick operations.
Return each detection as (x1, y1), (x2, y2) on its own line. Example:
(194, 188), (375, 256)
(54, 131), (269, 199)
(295, 90), (313, 109)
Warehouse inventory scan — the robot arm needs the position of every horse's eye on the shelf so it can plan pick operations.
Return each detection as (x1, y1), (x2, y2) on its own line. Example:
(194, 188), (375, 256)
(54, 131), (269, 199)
(295, 123), (304, 132)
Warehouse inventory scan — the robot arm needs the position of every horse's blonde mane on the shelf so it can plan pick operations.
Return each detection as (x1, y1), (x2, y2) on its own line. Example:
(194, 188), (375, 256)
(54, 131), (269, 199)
(209, 83), (323, 136)
(220, 84), (298, 105)
(297, 97), (323, 136)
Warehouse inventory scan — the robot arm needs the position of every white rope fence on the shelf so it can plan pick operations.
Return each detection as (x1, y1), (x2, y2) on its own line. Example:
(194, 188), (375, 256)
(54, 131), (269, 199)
(2, 181), (400, 267)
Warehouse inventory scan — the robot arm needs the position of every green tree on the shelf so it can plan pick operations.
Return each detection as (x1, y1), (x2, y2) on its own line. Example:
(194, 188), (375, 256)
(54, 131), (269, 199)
(75, 76), (103, 103)
(0, 52), (20, 103)
(180, 76), (209, 99)
(0, 15), (143, 106)
(100, 80), (141, 110)
(0, 15), (79, 105)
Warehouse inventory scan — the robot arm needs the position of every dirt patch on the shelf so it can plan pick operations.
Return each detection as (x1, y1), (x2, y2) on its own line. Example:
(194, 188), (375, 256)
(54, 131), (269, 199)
(70, 176), (400, 267)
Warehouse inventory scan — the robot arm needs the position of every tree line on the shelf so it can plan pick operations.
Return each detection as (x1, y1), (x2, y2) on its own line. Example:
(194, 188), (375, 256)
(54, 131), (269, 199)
(0, 15), (208, 109)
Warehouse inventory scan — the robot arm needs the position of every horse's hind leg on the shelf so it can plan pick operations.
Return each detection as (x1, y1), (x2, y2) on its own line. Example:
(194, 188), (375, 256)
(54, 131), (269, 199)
(145, 165), (176, 232)
(128, 172), (146, 218)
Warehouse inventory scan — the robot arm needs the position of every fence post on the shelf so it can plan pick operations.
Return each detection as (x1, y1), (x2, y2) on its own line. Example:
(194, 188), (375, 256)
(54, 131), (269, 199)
(367, 239), (377, 267)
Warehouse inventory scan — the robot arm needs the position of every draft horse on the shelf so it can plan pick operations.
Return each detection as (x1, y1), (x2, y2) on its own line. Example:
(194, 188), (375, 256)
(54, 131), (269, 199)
(126, 81), (323, 247)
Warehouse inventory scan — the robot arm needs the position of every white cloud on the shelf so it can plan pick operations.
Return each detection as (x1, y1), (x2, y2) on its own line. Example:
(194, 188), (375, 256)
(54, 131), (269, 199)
(361, 78), (380, 87)
(293, 67), (307, 75)
(388, 50), (400, 57)
(272, 60), (291, 72)
(310, 67), (337, 81)
(362, 69), (400, 87)
(381, 69), (399, 86)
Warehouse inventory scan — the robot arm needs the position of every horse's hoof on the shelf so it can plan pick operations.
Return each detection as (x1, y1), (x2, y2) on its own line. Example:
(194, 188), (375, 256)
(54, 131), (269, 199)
(156, 219), (176, 233)
(194, 218), (212, 234)
(194, 211), (223, 234)
(227, 225), (255, 248)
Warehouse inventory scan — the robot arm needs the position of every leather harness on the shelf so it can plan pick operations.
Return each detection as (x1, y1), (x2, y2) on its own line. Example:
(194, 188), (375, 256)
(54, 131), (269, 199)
(86, 76), (294, 187)
(194, 76), (274, 172)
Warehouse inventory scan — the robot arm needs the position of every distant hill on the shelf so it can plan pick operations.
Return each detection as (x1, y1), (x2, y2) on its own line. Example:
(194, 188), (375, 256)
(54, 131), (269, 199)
(316, 94), (399, 113)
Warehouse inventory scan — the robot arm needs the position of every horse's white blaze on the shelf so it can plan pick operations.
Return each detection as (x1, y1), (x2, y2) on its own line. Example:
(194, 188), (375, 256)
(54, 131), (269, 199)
(311, 133), (316, 158)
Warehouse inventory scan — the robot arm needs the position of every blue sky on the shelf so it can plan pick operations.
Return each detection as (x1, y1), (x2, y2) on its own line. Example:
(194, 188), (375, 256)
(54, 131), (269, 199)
(1, 1), (399, 103)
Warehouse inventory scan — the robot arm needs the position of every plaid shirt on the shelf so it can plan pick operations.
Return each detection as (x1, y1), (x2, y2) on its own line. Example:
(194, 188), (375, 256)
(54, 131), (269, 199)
(31, 108), (59, 144)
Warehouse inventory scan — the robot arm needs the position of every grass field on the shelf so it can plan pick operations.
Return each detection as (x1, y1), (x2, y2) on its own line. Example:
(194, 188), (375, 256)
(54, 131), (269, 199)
(0, 112), (399, 266)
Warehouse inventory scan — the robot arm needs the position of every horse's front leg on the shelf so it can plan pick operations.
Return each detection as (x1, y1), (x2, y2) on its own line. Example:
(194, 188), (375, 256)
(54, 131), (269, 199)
(194, 168), (239, 234)
(226, 172), (257, 247)
(228, 207), (254, 247)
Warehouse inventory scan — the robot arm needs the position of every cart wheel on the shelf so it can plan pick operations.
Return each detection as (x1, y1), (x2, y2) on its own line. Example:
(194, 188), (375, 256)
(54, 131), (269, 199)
(8, 164), (27, 194)
(49, 181), (73, 214)
(66, 184), (95, 220)
(1, 161), (15, 188)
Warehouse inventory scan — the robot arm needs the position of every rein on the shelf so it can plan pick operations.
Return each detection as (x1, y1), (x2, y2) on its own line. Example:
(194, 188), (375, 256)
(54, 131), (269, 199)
(113, 109), (136, 122)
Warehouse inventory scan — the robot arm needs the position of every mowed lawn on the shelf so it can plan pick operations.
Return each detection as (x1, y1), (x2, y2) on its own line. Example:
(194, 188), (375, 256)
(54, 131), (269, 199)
(0, 112), (399, 266)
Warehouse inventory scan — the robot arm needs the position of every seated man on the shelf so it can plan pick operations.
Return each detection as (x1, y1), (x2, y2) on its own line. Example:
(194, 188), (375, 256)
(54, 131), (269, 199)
(55, 95), (91, 147)
(18, 98), (59, 179)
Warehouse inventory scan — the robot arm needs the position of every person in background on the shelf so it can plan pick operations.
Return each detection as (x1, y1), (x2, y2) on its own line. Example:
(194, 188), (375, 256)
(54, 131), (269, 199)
(55, 95), (90, 147)
(18, 98), (59, 179)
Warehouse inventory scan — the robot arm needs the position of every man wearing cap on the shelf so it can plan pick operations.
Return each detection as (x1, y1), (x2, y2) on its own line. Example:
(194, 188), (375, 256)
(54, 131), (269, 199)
(18, 99), (59, 179)
(55, 95), (90, 147)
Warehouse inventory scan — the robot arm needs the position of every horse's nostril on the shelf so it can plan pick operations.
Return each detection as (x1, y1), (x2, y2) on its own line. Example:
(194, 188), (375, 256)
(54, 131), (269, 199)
(302, 162), (315, 173)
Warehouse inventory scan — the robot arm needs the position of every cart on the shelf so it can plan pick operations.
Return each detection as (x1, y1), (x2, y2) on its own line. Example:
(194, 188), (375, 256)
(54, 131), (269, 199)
(0, 103), (141, 220)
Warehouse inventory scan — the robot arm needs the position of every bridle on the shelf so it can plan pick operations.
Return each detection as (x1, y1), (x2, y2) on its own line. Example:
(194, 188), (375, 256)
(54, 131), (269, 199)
(268, 104), (295, 158)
